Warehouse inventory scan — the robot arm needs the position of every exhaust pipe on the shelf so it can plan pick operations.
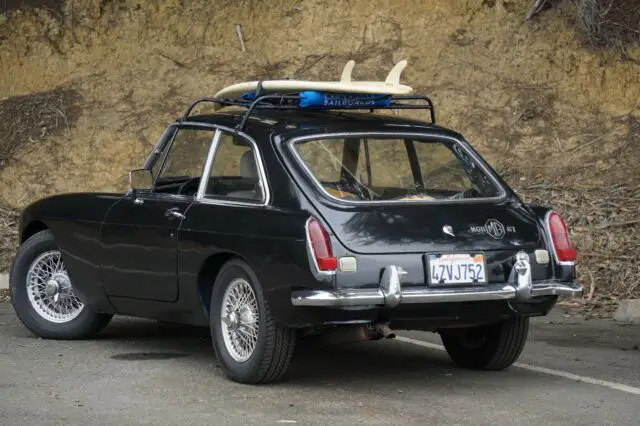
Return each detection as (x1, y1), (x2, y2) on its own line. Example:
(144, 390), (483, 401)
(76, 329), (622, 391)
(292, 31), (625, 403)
(311, 323), (396, 345)
(375, 323), (396, 339)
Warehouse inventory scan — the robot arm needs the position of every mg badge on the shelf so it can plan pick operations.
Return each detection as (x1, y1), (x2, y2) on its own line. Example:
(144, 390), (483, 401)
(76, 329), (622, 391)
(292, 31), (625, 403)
(442, 225), (455, 237)
(484, 219), (505, 239)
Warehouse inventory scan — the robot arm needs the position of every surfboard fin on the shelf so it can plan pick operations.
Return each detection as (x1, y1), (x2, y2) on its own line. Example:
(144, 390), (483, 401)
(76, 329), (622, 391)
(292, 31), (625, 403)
(340, 60), (355, 83)
(385, 60), (407, 86)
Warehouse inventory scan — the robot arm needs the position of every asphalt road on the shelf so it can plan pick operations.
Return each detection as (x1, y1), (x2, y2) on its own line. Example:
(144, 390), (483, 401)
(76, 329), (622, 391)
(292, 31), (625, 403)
(1, 303), (639, 425)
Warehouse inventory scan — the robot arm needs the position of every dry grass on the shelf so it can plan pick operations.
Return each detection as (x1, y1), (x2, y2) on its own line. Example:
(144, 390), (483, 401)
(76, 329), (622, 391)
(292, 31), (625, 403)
(0, 202), (19, 273)
(576, 0), (640, 48)
(0, 87), (81, 169)
(518, 183), (639, 316)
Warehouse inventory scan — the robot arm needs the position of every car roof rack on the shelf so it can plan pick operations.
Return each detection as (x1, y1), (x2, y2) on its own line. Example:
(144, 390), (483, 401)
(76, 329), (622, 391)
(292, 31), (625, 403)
(180, 93), (436, 131)
(178, 59), (436, 130)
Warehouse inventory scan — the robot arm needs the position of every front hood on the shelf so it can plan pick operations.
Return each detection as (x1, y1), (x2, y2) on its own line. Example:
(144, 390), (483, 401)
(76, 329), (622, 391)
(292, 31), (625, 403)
(321, 202), (542, 255)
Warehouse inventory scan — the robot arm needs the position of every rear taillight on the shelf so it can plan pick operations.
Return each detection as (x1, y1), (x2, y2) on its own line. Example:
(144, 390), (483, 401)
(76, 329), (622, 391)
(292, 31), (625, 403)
(546, 211), (577, 263)
(306, 217), (337, 272)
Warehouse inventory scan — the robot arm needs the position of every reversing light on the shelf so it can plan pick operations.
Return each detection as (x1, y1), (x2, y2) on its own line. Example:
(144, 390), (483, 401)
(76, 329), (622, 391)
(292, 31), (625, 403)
(546, 211), (577, 263)
(306, 217), (337, 272)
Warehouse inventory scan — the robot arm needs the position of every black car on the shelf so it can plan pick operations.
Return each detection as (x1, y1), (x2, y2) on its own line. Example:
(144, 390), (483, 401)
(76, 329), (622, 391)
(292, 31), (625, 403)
(9, 89), (583, 384)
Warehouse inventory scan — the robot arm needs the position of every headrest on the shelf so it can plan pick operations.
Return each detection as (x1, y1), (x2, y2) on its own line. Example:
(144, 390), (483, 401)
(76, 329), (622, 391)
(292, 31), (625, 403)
(239, 150), (258, 179)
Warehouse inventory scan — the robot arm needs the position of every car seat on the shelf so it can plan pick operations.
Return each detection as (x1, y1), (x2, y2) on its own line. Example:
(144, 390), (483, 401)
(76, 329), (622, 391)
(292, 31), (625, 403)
(226, 150), (261, 200)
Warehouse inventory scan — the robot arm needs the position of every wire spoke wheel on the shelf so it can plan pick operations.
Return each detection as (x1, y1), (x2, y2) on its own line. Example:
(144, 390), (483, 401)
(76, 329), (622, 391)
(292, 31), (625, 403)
(25, 250), (84, 323)
(220, 278), (259, 362)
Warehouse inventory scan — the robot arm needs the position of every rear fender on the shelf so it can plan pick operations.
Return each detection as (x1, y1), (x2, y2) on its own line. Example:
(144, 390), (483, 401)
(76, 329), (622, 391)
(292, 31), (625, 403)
(526, 204), (577, 281)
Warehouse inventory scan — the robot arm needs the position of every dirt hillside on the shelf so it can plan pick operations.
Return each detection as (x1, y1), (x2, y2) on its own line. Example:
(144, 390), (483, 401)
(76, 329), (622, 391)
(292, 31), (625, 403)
(0, 0), (639, 313)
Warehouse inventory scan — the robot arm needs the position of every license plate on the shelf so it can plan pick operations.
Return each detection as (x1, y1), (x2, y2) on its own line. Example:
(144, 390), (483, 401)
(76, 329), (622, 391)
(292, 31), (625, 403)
(428, 253), (487, 285)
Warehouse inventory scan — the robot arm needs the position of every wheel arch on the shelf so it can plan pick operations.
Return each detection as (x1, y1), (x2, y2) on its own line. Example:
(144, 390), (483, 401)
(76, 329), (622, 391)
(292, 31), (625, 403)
(196, 252), (246, 317)
(20, 220), (50, 243)
(194, 250), (294, 328)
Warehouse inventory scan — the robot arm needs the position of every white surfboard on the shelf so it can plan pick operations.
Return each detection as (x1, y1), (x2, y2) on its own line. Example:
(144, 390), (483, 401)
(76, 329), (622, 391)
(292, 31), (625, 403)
(212, 60), (413, 110)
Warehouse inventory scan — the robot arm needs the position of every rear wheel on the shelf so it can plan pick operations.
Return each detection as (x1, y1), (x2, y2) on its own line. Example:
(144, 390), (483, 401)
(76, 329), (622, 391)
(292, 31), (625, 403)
(10, 230), (113, 339)
(210, 258), (295, 384)
(439, 316), (529, 370)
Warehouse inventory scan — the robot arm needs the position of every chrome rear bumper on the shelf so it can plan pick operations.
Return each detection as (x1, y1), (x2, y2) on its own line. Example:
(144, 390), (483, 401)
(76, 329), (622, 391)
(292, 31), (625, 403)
(291, 282), (583, 307)
(291, 254), (583, 308)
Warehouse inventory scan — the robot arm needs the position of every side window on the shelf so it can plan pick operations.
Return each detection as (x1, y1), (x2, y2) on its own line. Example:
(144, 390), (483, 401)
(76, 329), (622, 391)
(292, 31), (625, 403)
(204, 132), (265, 202)
(154, 127), (214, 195)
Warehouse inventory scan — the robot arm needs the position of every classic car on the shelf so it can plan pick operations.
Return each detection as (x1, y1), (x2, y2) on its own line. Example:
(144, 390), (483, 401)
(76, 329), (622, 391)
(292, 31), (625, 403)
(9, 80), (583, 384)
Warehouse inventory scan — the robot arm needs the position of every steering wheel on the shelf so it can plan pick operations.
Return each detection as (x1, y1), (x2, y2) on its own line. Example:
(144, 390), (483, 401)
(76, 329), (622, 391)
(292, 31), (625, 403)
(449, 188), (481, 199)
(176, 177), (201, 195)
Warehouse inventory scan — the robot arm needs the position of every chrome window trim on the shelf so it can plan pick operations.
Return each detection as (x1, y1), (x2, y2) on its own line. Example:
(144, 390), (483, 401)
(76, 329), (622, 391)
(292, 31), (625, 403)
(544, 210), (576, 267)
(285, 131), (508, 206)
(143, 124), (177, 171)
(169, 121), (271, 207)
(150, 124), (217, 194)
(196, 130), (222, 199)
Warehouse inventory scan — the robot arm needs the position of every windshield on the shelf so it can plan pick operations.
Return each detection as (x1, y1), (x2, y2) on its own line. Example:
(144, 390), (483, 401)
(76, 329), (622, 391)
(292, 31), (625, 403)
(292, 135), (503, 202)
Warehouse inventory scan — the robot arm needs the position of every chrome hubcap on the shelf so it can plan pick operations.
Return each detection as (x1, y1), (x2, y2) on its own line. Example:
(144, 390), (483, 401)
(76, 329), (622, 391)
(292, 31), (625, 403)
(220, 278), (259, 363)
(26, 251), (84, 323)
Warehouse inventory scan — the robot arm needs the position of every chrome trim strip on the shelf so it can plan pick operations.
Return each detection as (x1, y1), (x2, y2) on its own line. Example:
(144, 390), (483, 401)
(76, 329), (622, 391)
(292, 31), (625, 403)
(290, 281), (583, 307)
(291, 289), (383, 307)
(530, 282), (583, 298)
(142, 124), (177, 171)
(285, 131), (508, 206)
(400, 284), (516, 303)
(196, 130), (222, 199)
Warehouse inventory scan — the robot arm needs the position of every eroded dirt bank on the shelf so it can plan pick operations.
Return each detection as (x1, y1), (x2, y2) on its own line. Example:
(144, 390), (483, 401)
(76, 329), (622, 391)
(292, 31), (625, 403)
(0, 0), (638, 308)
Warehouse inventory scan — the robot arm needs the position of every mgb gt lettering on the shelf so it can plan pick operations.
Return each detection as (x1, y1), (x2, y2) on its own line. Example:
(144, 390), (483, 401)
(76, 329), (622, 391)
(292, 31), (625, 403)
(469, 219), (516, 240)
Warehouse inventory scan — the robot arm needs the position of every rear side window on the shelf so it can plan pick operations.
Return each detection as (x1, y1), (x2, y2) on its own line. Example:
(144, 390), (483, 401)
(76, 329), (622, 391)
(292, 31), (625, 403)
(292, 136), (502, 202)
(204, 132), (265, 202)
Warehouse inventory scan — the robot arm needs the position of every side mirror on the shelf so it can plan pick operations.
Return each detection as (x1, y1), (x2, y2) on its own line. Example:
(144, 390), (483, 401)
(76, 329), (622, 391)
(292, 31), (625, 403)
(129, 169), (153, 192)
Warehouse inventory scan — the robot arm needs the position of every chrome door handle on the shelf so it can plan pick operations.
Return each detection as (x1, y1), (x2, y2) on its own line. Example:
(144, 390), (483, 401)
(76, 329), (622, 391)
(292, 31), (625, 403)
(165, 208), (185, 220)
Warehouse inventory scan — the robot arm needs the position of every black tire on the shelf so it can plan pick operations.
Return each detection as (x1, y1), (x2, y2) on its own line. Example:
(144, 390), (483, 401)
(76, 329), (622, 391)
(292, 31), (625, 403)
(439, 316), (529, 370)
(210, 258), (295, 384)
(10, 230), (113, 340)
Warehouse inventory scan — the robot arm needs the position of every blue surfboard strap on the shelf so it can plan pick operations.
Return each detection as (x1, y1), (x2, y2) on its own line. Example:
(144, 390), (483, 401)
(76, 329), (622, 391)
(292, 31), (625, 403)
(299, 91), (391, 108)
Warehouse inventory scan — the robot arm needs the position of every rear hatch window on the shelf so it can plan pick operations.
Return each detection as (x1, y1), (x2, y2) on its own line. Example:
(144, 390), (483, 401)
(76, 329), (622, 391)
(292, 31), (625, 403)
(291, 135), (504, 203)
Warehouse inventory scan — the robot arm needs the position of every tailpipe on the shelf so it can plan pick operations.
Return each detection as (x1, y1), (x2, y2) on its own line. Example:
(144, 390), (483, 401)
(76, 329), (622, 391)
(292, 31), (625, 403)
(375, 323), (396, 339)
(311, 323), (396, 345)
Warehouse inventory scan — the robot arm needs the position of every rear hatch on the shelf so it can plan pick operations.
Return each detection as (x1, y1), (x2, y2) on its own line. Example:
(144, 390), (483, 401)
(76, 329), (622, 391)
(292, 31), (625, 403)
(319, 202), (545, 286)
(285, 131), (549, 285)
(319, 202), (542, 255)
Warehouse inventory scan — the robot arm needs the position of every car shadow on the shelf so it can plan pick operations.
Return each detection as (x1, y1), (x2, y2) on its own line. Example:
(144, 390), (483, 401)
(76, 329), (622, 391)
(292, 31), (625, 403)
(91, 317), (489, 386)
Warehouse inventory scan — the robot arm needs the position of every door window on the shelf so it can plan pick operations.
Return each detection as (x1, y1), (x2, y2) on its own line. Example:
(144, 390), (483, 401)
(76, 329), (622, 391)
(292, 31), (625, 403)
(153, 127), (215, 196)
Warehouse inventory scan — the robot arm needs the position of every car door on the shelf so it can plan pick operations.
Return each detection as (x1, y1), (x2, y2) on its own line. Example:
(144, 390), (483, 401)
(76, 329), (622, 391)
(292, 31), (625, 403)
(99, 125), (217, 302)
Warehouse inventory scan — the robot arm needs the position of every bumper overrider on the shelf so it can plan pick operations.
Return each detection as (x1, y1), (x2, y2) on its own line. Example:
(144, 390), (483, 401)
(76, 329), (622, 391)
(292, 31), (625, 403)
(291, 251), (583, 308)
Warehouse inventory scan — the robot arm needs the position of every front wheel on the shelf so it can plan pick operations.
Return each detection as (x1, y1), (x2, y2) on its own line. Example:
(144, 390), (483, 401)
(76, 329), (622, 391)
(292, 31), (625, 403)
(439, 316), (529, 370)
(10, 230), (113, 339)
(210, 258), (295, 384)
